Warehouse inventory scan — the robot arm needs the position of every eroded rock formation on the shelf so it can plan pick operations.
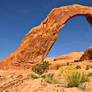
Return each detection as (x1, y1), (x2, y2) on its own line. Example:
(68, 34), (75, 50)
(80, 47), (92, 61)
(0, 4), (92, 69)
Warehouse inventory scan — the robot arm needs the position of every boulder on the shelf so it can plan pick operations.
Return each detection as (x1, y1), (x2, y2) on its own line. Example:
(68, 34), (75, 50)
(80, 47), (92, 61)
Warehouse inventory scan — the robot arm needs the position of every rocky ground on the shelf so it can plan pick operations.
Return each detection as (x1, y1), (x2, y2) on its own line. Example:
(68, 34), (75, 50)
(0, 52), (92, 92)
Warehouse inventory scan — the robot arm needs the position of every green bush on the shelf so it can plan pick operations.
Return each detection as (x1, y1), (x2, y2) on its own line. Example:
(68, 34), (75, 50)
(32, 61), (51, 75)
(56, 65), (59, 70)
(76, 65), (81, 69)
(64, 72), (89, 87)
(79, 84), (86, 90)
(90, 65), (92, 68)
(41, 74), (46, 78)
(44, 73), (62, 84)
(46, 73), (54, 83)
(41, 73), (64, 84)
(80, 72), (89, 83)
(87, 72), (92, 77)
(66, 62), (70, 65)
(42, 61), (51, 70)
(27, 74), (39, 79)
(85, 65), (92, 70)
(85, 65), (90, 70)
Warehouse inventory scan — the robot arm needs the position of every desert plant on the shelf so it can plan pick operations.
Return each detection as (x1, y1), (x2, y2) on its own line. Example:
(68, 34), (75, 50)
(80, 72), (89, 83)
(45, 73), (62, 84)
(76, 65), (81, 69)
(60, 65), (78, 73)
(41, 74), (46, 78)
(87, 72), (92, 77)
(64, 71), (81, 87)
(56, 65), (59, 70)
(60, 65), (88, 87)
(32, 61), (51, 75)
(46, 73), (54, 83)
(79, 83), (86, 90)
(42, 61), (51, 70)
(85, 65), (90, 70)
(27, 74), (39, 79)
(66, 62), (70, 65)
(64, 71), (88, 87)
(41, 73), (64, 84)
(90, 65), (92, 68)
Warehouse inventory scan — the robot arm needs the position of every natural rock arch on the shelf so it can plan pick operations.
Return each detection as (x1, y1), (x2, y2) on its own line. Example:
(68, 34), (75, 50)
(0, 4), (92, 69)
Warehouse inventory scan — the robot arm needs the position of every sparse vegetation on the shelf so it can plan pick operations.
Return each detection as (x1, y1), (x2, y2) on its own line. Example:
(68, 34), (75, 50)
(87, 72), (92, 77)
(66, 62), (70, 65)
(41, 74), (46, 78)
(79, 83), (86, 90)
(80, 72), (89, 83)
(85, 65), (92, 70)
(60, 65), (89, 87)
(56, 65), (59, 70)
(27, 74), (39, 79)
(31, 63), (90, 89)
(90, 65), (92, 68)
(76, 65), (81, 69)
(85, 65), (90, 70)
(64, 71), (88, 87)
(32, 61), (51, 75)
(45, 73), (55, 83)
(42, 73), (63, 84)
(86, 65), (92, 70)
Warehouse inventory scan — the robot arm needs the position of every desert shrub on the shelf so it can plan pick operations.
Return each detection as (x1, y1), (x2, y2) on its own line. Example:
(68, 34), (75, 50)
(60, 65), (78, 73)
(87, 72), (92, 77)
(90, 65), (92, 68)
(45, 73), (62, 84)
(79, 84), (86, 90)
(85, 65), (90, 70)
(85, 65), (92, 70)
(42, 61), (51, 70)
(65, 72), (81, 87)
(46, 73), (55, 83)
(56, 65), (59, 70)
(60, 65), (88, 87)
(76, 65), (81, 69)
(32, 61), (51, 75)
(27, 74), (39, 79)
(66, 62), (70, 65)
(64, 71), (88, 87)
(41, 73), (64, 84)
(41, 74), (46, 78)
(80, 72), (89, 83)
(32, 63), (43, 75)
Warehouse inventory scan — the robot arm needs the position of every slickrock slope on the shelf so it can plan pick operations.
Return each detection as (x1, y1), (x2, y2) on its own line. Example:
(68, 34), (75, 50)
(0, 4), (92, 69)
(45, 52), (84, 69)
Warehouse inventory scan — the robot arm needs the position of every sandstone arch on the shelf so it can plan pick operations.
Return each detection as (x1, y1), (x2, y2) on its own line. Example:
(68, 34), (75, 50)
(0, 4), (92, 69)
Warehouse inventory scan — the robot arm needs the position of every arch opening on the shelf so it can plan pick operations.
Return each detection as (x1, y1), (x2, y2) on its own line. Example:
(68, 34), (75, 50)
(47, 16), (92, 58)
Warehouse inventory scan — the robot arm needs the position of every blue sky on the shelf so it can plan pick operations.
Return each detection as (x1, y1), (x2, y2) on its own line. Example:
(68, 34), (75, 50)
(0, 0), (92, 60)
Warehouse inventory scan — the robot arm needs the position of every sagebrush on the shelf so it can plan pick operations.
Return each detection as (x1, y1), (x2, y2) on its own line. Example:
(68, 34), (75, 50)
(32, 61), (51, 75)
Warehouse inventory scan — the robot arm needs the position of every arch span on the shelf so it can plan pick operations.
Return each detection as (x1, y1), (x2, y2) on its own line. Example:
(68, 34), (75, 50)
(0, 4), (92, 69)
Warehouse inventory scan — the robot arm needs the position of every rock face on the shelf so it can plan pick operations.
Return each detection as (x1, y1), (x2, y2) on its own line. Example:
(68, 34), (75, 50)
(0, 4), (92, 69)
(80, 47), (92, 61)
